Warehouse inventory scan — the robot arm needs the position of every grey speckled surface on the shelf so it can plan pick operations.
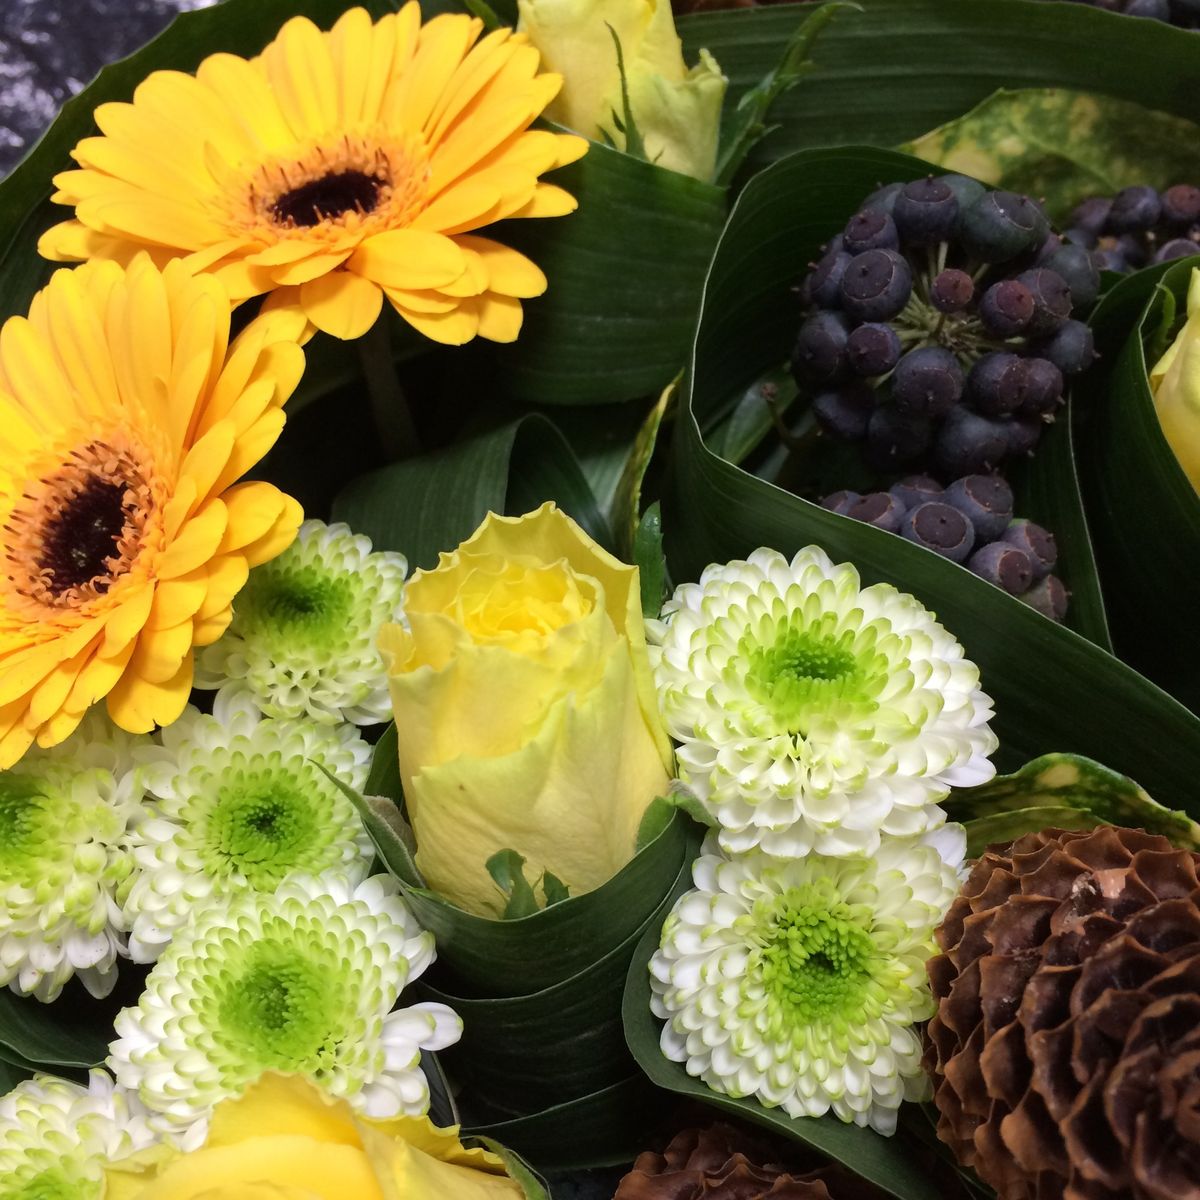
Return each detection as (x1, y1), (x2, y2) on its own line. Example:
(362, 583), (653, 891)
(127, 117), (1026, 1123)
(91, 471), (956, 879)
(0, 0), (214, 174)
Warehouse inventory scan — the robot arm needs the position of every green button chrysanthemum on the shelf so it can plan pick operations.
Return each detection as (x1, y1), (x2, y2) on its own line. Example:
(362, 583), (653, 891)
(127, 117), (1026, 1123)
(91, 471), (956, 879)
(108, 874), (460, 1149)
(0, 1070), (153, 1200)
(118, 692), (374, 963)
(650, 828), (965, 1134)
(196, 519), (407, 725)
(649, 546), (997, 858)
(0, 715), (141, 1002)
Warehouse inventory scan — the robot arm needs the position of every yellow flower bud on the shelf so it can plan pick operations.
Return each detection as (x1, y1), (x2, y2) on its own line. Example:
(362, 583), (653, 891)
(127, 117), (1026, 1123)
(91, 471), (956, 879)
(380, 503), (673, 917)
(1149, 265), (1200, 494)
(517, 0), (727, 181)
(103, 1074), (525, 1200)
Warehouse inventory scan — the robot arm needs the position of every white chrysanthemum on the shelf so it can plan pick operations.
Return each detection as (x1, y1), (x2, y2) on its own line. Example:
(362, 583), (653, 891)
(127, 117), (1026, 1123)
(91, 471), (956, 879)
(0, 713), (142, 1001)
(108, 874), (460, 1149)
(195, 519), (407, 725)
(650, 827), (965, 1135)
(649, 546), (997, 857)
(118, 692), (374, 963)
(0, 1069), (154, 1199)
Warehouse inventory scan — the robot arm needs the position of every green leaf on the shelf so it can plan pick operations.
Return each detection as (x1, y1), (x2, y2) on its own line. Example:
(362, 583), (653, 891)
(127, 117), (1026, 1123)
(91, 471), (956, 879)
(678, 0), (1200, 172)
(714, 1), (859, 188)
(420, 840), (696, 1120)
(900, 88), (1200, 222)
(620, 872), (968, 1200)
(605, 24), (648, 162)
(484, 137), (726, 405)
(475, 1140), (551, 1200)
(464, 1075), (667, 1171)
(1076, 259), (1200, 714)
(613, 386), (674, 561)
(664, 143), (1200, 813)
(0, 1058), (34, 1092)
(487, 850), (543, 920)
(332, 414), (609, 570)
(946, 752), (1200, 857)
(633, 502), (666, 619)
(541, 872), (571, 907)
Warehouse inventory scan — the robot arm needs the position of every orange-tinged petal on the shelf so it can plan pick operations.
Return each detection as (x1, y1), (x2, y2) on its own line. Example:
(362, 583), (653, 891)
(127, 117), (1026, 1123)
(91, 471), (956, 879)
(67, 640), (137, 710)
(102, 584), (155, 655)
(211, 408), (287, 494)
(156, 500), (228, 580)
(134, 618), (196, 684)
(216, 482), (288, 553)
(238, 493), (304, 568)
(507, 182), (578, 220)
(349, 229), (467, 290)
(178, 419), (237, 513)
(147, 569), (210, 631)
(0, 721), (34, 770)
(195, 53), (295, 152)
(27, 649), (90, 728)
(262, 16), (339, 142)
(389, 294), (480, 346)
(454, 235), (546, 298)
(32, 705), (86, 750)
(476, 293), (524, 343)
(385, 12), (482, 131)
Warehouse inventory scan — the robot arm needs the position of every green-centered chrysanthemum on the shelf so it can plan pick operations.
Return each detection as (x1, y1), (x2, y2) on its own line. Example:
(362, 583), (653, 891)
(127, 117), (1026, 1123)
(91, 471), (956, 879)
(118, 691), (373, 962)
(108, 874), (460, 1149)
(0, 714), (141, 1001)
(649, 827), (965, 1135)
(0, 1070), (153, 1200)
(195, 520), (407, 726)
(649, 546), (997, 859)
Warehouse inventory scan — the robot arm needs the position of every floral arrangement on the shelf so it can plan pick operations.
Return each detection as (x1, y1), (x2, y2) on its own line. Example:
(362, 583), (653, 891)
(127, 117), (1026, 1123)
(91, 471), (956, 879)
(1, 1), (1199, 1198)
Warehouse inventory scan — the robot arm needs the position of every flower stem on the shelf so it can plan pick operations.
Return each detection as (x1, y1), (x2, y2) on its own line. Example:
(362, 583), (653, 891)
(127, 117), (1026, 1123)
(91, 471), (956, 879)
(359, 316), (421, 461)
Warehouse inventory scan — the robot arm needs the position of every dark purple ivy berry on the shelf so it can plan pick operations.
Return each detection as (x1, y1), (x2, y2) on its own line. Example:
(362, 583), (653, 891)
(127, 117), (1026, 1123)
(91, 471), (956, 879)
(844, 491), (907, 532)
(806, 249), (853, 307)
(968, 352), (1026, 417)
(812, 383), (875, 441)
(1015, 268), (1073, 337)
(792, 311), (850, 385)
(1005, 414), (1044, 457)
(1153, 238), (1200, 264)
(846, 322), (903, 377)
(891, 347), (964, 418)
(961, 190), (1049, 261)
(1036, 320), (1096, 376)
(840, 249), (913, 321)
(1019, 573), (1069, 622)
(979, 280), (1035, 338)
(938, 173), (987, 216)
(844, 208), (899, 254)
(1108, 184), (1162, 233)
(890, 474), (943, 508)
(861, 181), (904, 215)
(1039, 244), (1102, 310)
(943, 473), (1015, 543)
(930, 269), (974, 313)
(821, 490), (860, 515)
(1070, 196), (1112, 238)
(1003, 519), (1058, 579)
(1018, 357), (1065, 417)
(893, 177), (960, 245)
(968, 542), (1035, 594)
(901, 501), (976, 562)
(864, 406), (931, 470)
(1161, 184), (1200, 228)
(934, 407), (1010, 477)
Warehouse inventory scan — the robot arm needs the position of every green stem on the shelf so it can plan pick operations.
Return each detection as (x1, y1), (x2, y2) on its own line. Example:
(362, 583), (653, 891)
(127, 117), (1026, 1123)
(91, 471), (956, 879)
(358, 316), (421, 461)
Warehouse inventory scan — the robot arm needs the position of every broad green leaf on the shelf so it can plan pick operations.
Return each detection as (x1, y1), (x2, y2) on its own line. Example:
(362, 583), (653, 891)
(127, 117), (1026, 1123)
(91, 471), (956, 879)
(678, 0), (1200, 173)
(419, 842), (695, 1119)
(332, 415), (609, 570)
(664, 143), (1200, 812)
(464, 1075), (667, 1171)
(620, 886), (970, 1199)
(1076, 260), (1200, 714)
(946, 752), (1200, 857)
(613, 386), (673, 560)
(475, 1140), (551, 1200)
(900, 89), (1200, 222)
(0, 1058), (34, 1092)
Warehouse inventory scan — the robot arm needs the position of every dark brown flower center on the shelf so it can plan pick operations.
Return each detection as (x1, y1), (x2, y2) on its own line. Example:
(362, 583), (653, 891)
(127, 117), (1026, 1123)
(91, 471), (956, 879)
(271, 170), (384, 227)
(36, 475), (129, 595)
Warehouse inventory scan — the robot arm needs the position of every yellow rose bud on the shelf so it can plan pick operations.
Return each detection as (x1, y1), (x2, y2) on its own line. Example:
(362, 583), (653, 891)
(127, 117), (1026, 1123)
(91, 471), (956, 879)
(103, 1074), (525, 1200)
(380, 502), (674, 917)
(1149, 265), (1200, 494)
(517, 0), (727, 181)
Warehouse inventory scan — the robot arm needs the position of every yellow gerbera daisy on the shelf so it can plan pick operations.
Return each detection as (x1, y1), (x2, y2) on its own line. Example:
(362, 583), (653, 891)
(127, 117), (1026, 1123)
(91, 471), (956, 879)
(38, 5), (588, 346)
(0, 256), (305, 767)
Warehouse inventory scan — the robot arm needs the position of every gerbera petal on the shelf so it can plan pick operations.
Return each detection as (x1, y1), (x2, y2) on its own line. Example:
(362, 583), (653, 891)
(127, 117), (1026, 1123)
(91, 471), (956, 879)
(195, 53), (295, 152)
(387, 296), (479, 346)
(384, 12), (482, 130)
(238, 493), (304, 568)
(475, 293), (525, 343)
(262, 16), (340, 142)
(102, 584), (155, 655)
(216, 482), (289, 553)
(157, 500), (229, 580)
(508, 182), (579, 220)
(454, 235), (547, 298)
(298, 271), (384, 340)
(267, 248), (354, 287)
(106, 652), (193, 733)
(349, 229), (466, 290)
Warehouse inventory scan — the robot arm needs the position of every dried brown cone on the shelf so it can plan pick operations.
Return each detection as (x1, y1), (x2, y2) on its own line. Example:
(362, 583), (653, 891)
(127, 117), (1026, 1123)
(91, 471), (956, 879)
(925, 824), (1200, 1200)
(612, 1122), (887, 1199)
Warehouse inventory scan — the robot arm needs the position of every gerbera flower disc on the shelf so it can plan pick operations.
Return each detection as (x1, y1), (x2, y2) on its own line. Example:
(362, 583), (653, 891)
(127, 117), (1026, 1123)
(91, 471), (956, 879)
(0, 257), (305, 767)
(39, 5), (588, 344)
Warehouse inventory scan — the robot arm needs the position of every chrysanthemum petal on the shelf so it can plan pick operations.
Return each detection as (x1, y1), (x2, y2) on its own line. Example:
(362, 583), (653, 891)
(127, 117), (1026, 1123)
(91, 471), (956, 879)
(299, 271), (384, 340)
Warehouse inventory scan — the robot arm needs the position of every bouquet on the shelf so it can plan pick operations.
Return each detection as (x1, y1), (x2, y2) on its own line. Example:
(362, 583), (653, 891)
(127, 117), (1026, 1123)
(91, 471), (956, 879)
(1, 0), (1199, 1197)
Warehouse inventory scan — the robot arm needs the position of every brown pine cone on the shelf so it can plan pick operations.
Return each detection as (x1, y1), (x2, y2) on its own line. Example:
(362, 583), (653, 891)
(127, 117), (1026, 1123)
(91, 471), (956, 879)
(613, 1122), (886, 1199)
(925, 824), (1200, 1200)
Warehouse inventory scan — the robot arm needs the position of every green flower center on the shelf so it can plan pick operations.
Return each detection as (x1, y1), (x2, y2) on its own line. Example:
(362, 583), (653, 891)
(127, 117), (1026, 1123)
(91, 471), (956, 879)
(202, 764), (327, 888)
(218, 942), (343, 1074)
(750, 885), (886, 1036)
(239, 564), (355, 645)
(4, 1161), (98, 1200)
(744, 620), (875, 734)
(0, 775), (51, 869)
